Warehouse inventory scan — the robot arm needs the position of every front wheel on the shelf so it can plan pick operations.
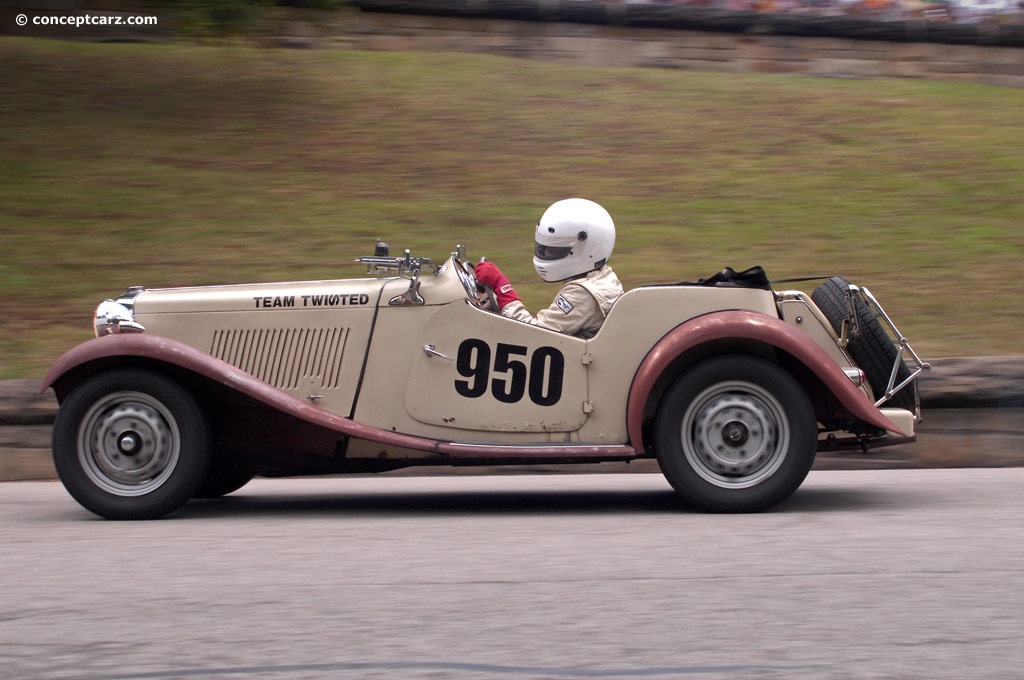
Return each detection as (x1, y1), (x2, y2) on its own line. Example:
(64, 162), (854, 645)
(194, 456), (254, 499)
(654, 356), (817, 513)
(52, 369), (211, 520)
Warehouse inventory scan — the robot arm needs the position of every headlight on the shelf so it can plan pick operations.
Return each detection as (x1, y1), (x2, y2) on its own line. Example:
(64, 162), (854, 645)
(94, 299), (145, 337)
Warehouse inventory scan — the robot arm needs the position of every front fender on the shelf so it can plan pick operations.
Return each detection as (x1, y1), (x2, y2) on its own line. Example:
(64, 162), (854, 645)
(39, 334), (443, 452)
(625, 310), (905, 453)
(40, 334), (637, 461)
(41, 334), (272, 401)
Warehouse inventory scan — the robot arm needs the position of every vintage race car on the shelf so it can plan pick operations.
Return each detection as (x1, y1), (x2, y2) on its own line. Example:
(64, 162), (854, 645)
(42, 243), (929, 519)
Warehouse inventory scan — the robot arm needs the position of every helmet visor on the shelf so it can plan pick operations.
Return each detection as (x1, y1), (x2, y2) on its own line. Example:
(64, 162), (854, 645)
(534, 242), (573, 261)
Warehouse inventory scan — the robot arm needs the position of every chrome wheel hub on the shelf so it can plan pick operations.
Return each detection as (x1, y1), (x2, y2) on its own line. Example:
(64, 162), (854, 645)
(681, 381), (790, 489)
(77, 391), (180, 496)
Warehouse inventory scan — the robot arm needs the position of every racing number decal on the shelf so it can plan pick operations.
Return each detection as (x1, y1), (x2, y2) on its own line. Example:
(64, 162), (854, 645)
(454, 339), (565, 406)
(454, 339), (490, 399)
(528, 347), (564, 407)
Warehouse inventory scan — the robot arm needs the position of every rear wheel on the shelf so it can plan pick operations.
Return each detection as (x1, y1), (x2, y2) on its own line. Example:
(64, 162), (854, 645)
(654, 356), (816, 512)
(52, 369), (211, 520)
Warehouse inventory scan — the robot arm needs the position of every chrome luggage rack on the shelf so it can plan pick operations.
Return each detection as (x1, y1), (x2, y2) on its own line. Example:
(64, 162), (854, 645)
(356, 240), (434, 278)
(356, 240), (435, 307)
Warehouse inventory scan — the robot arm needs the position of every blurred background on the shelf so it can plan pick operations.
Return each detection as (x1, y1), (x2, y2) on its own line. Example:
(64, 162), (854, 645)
(1, 0), (1022, 379)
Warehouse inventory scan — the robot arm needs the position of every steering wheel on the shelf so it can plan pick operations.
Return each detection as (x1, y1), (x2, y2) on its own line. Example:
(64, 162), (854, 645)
(454, 257), (498, 312)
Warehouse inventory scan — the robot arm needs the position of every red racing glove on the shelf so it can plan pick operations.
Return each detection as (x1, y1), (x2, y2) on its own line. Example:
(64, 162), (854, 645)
(474, 261), (521, 309)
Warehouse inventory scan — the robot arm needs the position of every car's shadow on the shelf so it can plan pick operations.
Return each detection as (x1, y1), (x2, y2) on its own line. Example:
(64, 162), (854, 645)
(174, 482), (889, 519)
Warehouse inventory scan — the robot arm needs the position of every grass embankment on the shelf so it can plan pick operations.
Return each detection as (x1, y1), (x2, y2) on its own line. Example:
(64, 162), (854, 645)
(2, 36), (1022, 378)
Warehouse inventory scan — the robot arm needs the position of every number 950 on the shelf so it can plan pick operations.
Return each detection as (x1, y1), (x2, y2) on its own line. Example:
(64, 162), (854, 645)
(454, 339), (564, 406)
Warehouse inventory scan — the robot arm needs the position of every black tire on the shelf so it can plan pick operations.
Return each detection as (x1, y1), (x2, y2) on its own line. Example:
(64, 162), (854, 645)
(52, 369), (211, 520)
(654, 356), (817, 513)
(811, 276), (915, 412)
(194, 457), (253, 499)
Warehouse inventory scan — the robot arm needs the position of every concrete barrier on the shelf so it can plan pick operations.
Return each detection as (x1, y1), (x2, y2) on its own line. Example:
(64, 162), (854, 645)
(3, 357), (1021, 481)
(350, 0), (1024, 48)
(1, 1), (1020, 88)
(346, 4), (1024, 88)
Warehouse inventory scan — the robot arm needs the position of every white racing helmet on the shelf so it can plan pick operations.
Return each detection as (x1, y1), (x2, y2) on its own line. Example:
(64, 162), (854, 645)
(532, 198), (616, 283)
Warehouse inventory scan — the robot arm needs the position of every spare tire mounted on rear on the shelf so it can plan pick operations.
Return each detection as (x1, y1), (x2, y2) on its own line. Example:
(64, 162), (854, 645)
(811, 276), (916, 412)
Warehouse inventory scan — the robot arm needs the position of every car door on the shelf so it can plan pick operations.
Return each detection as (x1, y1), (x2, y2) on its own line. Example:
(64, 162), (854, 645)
(405, 301), (590, 434)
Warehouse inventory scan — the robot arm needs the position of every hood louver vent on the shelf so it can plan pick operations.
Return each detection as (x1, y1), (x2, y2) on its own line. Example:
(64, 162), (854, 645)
(211, 327), (349, 390)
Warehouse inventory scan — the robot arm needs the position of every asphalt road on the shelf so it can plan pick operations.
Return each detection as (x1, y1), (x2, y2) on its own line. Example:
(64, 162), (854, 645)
(3, 469), (1024, 680)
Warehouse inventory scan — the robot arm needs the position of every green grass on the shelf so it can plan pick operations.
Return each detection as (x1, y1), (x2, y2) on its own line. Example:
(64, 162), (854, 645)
(2, 36), (1022, 378)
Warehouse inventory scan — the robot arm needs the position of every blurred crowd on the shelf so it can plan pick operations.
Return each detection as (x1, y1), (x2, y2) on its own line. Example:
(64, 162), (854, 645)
(602, 0), (1024, 24)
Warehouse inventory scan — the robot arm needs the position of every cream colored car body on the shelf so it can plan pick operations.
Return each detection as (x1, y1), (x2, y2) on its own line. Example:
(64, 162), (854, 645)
(42, 245), (926, 518)
(123, 259), (900, 448)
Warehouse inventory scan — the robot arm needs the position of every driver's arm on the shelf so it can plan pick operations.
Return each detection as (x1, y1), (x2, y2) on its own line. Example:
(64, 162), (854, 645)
(475, 261), (598, 336)
(499, 290), (598, 336)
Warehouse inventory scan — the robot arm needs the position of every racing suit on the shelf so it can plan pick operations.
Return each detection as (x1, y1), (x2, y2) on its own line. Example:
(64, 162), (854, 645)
(478, 263), (624, 339)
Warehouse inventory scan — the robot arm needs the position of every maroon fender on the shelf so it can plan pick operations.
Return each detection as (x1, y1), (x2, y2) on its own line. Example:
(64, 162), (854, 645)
(40, 334), (635, 460)
(625, 310), (906, 453)
(39, 334), (441, 450)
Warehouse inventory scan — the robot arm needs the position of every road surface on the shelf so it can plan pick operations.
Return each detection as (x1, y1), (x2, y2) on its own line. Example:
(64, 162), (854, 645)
(2, 469), (1023, 679)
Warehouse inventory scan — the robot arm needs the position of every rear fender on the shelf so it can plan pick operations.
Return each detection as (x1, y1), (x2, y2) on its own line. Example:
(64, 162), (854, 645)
(625, 310), (906, 453)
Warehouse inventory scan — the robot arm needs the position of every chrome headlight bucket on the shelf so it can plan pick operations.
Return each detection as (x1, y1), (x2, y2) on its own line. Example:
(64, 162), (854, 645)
(94, 288), (146, 337)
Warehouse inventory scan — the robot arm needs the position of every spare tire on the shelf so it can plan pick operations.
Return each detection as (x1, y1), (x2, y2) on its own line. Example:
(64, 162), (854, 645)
(811, 276), (916, 412)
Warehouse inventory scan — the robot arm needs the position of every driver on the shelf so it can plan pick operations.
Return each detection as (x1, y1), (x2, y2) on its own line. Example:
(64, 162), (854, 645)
(475, 198), (624, 339)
